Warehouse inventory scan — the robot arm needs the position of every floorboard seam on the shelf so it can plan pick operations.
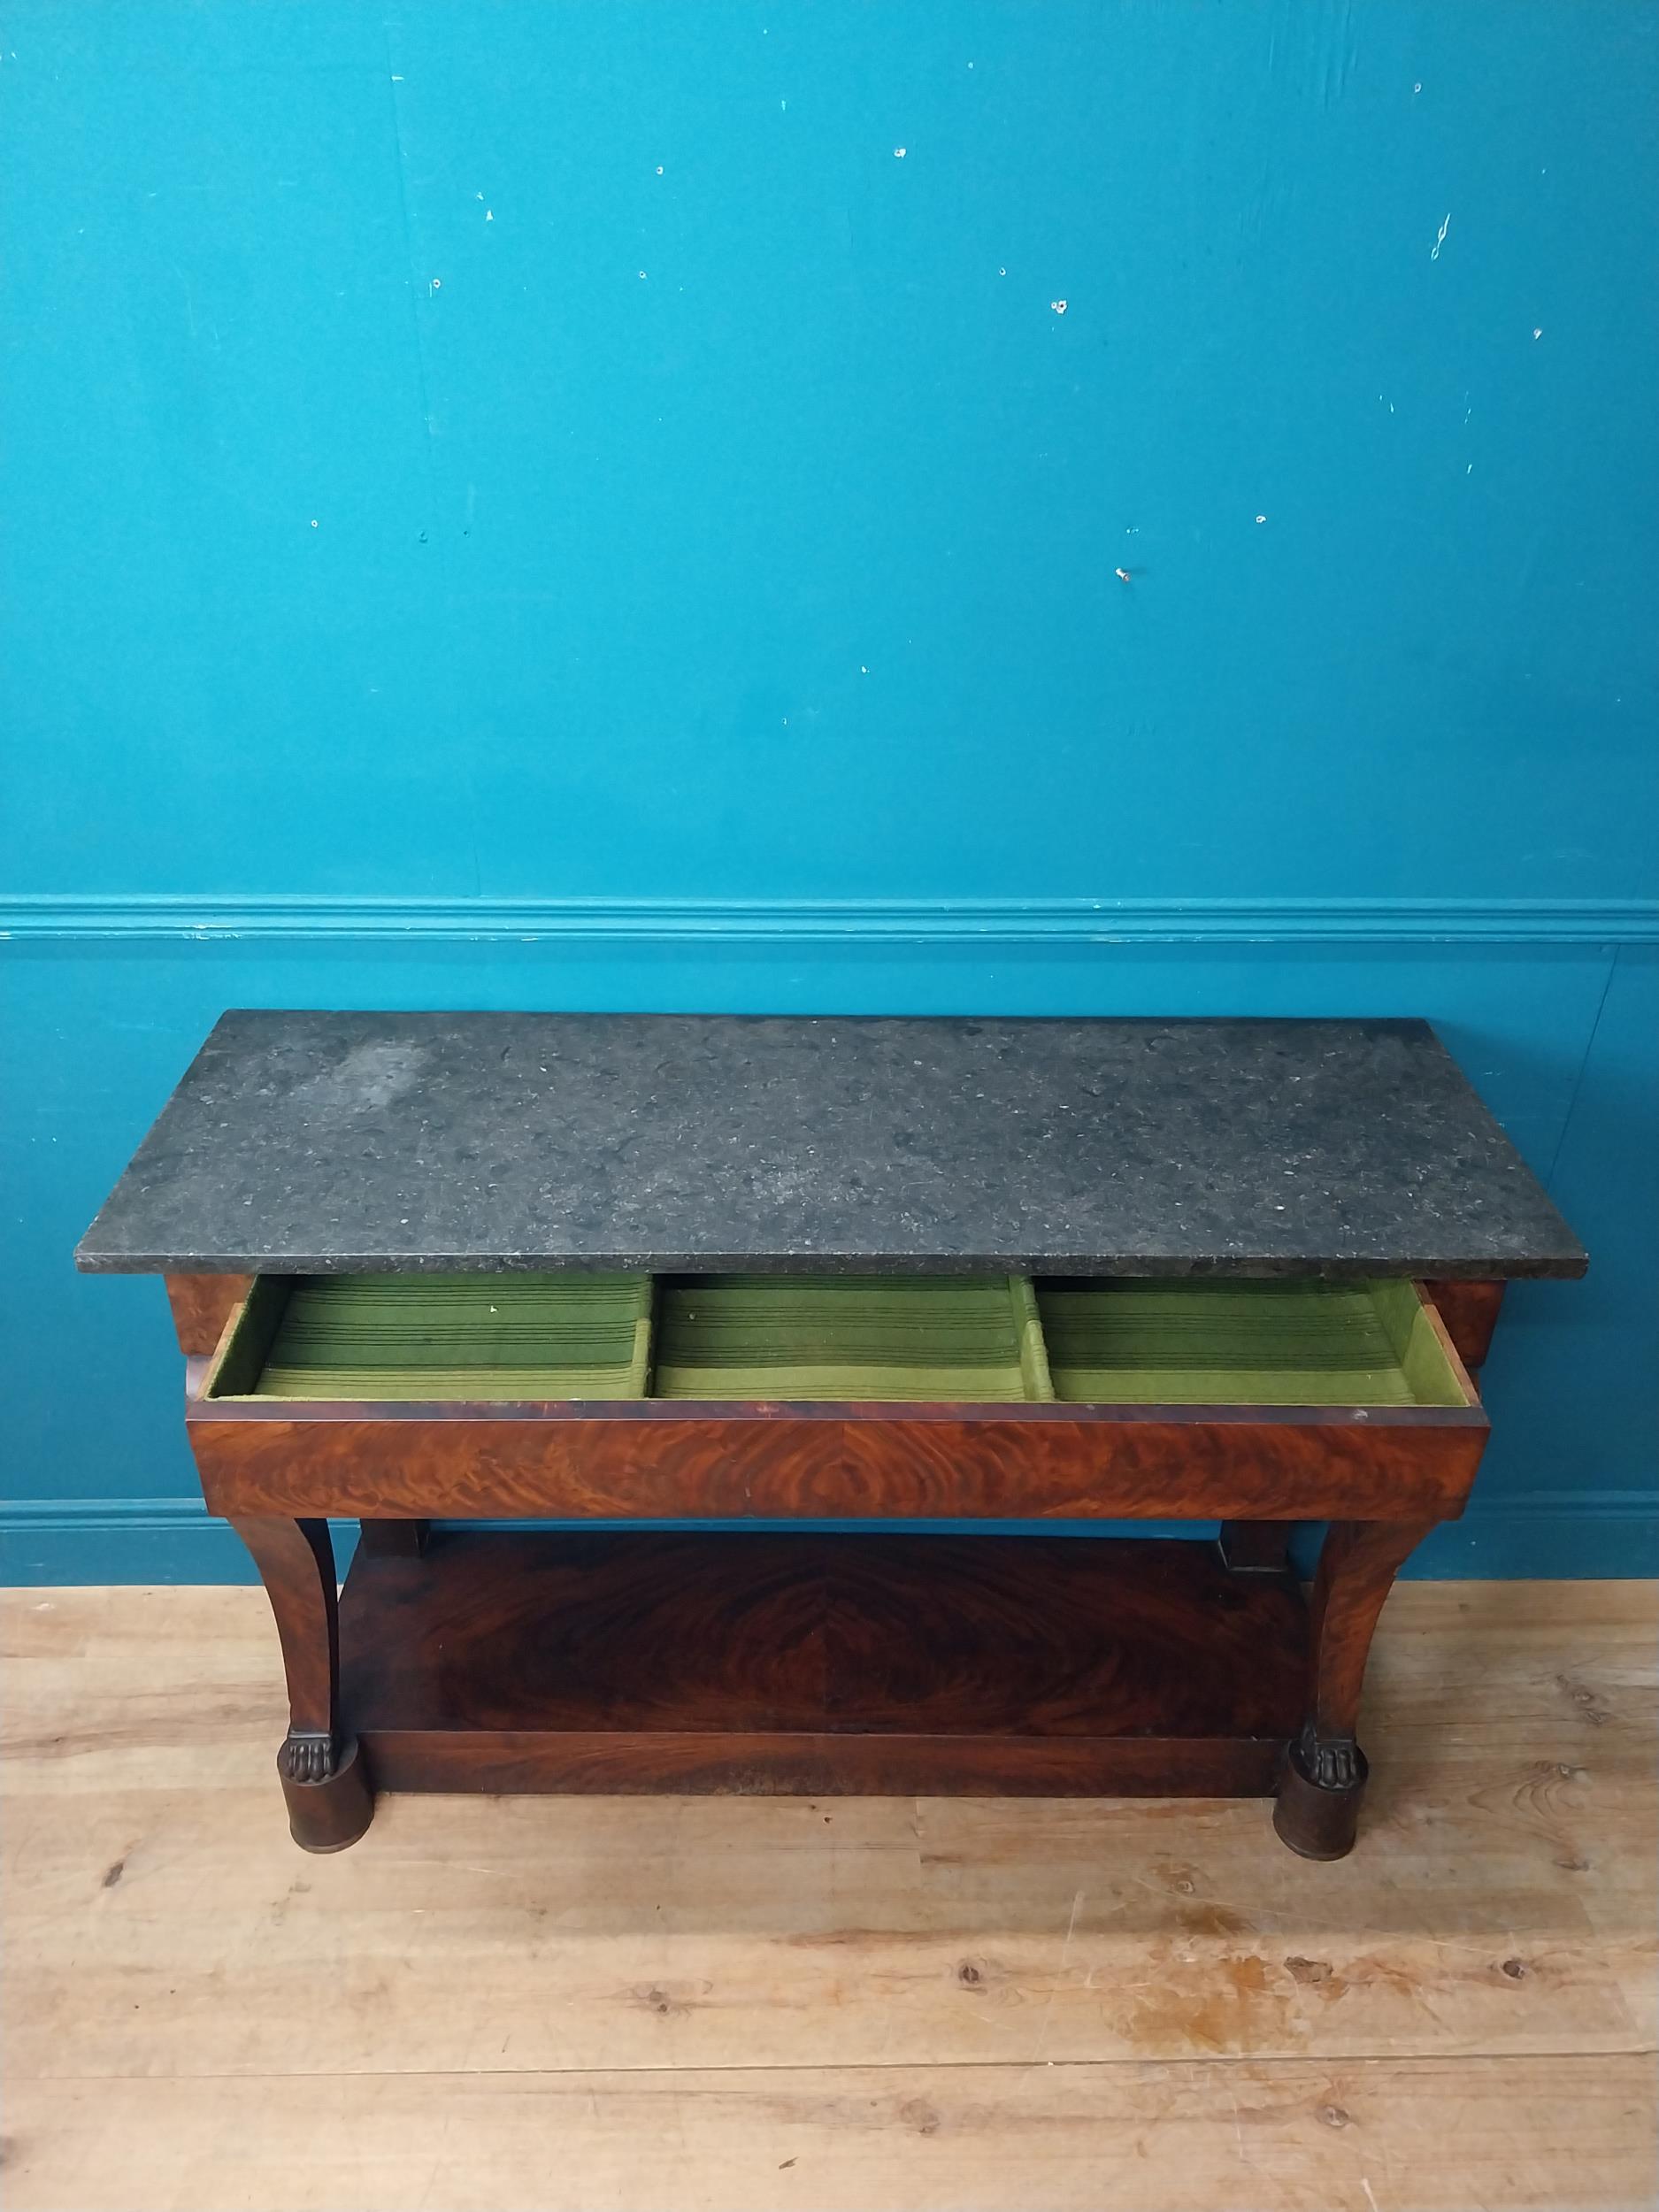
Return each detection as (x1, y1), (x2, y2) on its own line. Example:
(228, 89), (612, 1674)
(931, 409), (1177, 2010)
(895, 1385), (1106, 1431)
(15, 2047), (1657, 2085)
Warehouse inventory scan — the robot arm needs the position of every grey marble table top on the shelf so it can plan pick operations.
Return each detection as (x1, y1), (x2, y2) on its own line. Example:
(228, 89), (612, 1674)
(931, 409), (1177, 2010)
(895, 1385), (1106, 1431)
(76, 1011), (1586, 1281)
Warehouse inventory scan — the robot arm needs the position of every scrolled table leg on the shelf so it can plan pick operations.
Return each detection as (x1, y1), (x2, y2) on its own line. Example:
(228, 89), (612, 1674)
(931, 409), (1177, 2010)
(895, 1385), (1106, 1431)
(233, 1515), (374, 1852)
(1273, 1516), (1435, 1861)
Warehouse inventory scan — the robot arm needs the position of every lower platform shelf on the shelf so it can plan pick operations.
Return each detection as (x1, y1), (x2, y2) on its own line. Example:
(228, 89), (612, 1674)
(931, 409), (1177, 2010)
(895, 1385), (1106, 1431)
(338, 1528), (1308, 1798)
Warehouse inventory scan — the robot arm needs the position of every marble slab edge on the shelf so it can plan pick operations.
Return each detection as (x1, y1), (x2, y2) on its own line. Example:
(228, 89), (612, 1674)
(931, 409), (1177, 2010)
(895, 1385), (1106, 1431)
(76, 1248), (1588, 1281)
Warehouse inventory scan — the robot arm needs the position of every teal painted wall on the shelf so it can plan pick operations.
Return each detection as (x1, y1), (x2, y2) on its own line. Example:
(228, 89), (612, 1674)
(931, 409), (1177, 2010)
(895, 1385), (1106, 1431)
(2, 4), (1655, 1580)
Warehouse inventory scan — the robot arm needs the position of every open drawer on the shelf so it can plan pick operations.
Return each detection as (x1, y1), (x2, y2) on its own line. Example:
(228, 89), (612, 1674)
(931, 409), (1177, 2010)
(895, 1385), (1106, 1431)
(188, 1270), (1488, 1525)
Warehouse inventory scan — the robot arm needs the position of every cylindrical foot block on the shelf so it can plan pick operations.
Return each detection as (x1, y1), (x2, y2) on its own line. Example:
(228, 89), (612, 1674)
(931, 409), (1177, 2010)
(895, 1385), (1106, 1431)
(279, 1736), (374, 1853)
(1272, 1740), (1368, 1861)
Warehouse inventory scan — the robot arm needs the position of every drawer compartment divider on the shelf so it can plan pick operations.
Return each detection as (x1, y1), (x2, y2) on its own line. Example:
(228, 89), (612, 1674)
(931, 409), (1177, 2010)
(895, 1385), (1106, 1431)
(1010, 1274), (1056, 1402)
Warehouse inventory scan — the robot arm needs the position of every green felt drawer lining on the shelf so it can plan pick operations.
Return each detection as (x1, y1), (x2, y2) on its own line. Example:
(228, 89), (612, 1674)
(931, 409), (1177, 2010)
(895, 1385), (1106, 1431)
(206, 1271), (1467, 1409)
(1037, 1279), (1466, 1407)
(220, 1274), (654, 1402)
(651, 1275), (1048, 1402)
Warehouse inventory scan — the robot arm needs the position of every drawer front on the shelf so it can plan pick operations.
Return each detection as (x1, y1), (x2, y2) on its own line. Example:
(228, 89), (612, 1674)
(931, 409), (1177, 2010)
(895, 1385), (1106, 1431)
(190, 1400), (1486, 1523)
(188, 1271), (1486, 1524)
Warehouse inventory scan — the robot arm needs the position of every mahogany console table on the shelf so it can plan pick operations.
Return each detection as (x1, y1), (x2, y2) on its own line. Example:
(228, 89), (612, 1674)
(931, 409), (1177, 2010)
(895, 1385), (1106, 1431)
(78, 1012), (1585, 1861)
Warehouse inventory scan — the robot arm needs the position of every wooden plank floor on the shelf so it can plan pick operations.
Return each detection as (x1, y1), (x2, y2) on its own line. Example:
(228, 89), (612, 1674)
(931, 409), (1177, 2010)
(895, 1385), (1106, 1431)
(2, 1577), (1654, 2211)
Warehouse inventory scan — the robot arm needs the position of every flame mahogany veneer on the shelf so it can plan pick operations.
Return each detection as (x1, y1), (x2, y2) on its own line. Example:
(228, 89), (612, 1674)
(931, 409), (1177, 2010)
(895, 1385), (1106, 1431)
(340, 1529), (1310, 1799)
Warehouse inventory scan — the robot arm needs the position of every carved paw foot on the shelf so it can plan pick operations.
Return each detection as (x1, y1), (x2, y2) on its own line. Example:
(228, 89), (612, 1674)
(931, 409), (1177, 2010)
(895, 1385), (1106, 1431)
(278, 1732), (338, 1785)
(1292, 1720), (1363, 1793)
(273, 1734), (373, 1852)
(1274, 1723), (1371, 1859)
